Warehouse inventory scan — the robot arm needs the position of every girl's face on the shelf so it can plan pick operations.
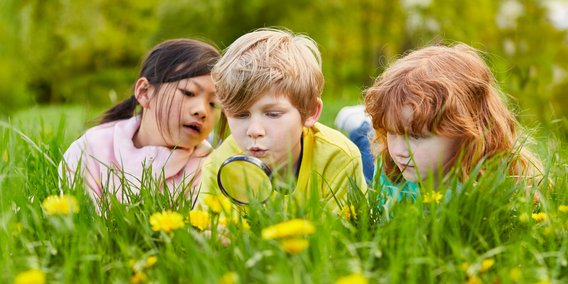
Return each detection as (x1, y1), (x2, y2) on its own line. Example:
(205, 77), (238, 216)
(141, 75), (221, 149)
(386, 106), (459, 184)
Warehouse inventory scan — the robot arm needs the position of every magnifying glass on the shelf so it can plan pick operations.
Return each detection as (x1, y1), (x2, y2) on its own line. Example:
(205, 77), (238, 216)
(217, 155), (274, 205)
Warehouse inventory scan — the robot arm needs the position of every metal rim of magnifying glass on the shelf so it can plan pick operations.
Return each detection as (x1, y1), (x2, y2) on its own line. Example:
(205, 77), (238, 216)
(217, 154), (273, 206)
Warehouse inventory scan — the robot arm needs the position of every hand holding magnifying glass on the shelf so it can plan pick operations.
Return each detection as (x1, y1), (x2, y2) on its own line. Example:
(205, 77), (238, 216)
(216, 155), (295, 205)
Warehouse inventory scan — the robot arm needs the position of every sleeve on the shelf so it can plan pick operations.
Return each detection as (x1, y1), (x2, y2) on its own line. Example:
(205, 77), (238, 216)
(59, 138), (86, 190)
(194, 156), (222, 209)
(58, 136), (103, 201)
(324, 155), (367, 209)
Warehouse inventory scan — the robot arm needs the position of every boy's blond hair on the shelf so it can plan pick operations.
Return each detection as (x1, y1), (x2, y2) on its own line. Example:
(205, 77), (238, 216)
(212, 28), (324, 121)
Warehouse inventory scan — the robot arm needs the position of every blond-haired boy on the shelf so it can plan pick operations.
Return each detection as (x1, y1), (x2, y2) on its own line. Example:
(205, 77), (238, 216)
(197, 28), (366, 210)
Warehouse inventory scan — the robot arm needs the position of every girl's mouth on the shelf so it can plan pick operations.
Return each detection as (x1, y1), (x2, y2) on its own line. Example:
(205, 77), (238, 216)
(183, 123), (201, 134)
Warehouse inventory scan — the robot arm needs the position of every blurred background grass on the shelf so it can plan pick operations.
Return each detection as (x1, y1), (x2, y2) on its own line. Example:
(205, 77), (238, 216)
(1, 0), (567, 138)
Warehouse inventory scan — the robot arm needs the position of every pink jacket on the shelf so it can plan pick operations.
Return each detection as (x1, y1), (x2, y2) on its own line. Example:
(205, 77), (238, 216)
(59, 116), (211, 204)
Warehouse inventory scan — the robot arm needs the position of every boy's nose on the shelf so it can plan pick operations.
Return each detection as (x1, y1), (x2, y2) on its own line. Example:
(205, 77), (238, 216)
(246, 120), (265, 139)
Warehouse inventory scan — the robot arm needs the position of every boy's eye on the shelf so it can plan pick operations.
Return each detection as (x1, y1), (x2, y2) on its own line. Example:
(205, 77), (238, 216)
(233, 112), (250, 119)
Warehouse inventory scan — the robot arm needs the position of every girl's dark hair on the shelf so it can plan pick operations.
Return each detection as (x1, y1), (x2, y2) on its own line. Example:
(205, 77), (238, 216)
(98, 39), (220, 124)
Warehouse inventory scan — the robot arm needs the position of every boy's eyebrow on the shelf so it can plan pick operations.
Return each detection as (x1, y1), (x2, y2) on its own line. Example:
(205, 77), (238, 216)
(260, 102), (281, 109)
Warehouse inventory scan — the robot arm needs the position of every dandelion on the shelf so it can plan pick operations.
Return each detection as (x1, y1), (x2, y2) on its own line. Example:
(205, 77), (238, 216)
(480, 258), (495, 273)
(261, 219), (315, 240)
(144, 256), (158, 268)
(204, 195), (232, 214)
(14, 269), (45, 284)
(42, 195), (79, 216)
(149, 210), (184, 233)
(219, 216), (250, 230)
(543, 226), (554, 236)
(466, 276), (482, 284)
(279, 238), (309, 254)
(130, 271), (147, 284)
(423, 191), (443, 204)
(219, 272), (239, 284)
(509, 267), (522, 282)
(335, 273), (368, 284)
(532, 212), (548, 222)
(559, 205), (568, 213)
(189, 210), (210, 231)
(342, 205), (357, 221)
(519, 213), (529, 222)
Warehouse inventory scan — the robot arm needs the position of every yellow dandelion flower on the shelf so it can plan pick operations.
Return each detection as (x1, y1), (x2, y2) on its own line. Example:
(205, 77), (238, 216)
(219, 272), (239, 284)
(130, 271), (147, 284)
(145, 256), (158, 268)
(42, 195), (79, 216)
(519, 213), (529, 222)
(335, 273), (368, 284)
(261, 219), (315, 240)
(466, 276), (482, 284)
(219, 216), (250, 230)
(189, 210), (210, 231)
(479, 258), (495, 273)
(279, 238), (309, 254)
(149, 210), (184, 233)
(204, 195), (232, 214)
(11, 222), (23, 235)
(14, 269), (45, 284)
(535, 281), (551, 284)
(543, 226), (554, 236)
(509, 267), (522, 281)
(423, 191), (443, 204)
(532, 212), (548, 222)
(342, 205), (357, 221)
(559, 205), (568, 213)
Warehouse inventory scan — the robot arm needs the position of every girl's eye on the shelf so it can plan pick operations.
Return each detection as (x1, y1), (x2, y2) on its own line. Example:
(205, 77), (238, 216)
(266, 112), (282, 118)
(209, 101), (220, 109)
(182, 90), (195, 97)
(409, 134), (422, 140)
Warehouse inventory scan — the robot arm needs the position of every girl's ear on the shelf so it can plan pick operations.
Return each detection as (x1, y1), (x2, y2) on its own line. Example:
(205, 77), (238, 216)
(134, 77), (152, 108)
(303, 98), (323, 127)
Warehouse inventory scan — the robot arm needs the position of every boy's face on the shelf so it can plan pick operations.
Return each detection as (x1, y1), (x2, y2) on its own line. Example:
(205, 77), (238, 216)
(226, 91), (305, 170)
(386, 106), (459, 184)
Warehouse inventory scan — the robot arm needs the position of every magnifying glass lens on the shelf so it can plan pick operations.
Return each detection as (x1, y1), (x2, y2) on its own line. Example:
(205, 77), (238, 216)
(217, 156), (273, 205)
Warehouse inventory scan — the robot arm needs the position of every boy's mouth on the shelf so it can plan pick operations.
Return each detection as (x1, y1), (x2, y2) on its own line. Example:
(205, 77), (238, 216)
(248, 146), (267, 157)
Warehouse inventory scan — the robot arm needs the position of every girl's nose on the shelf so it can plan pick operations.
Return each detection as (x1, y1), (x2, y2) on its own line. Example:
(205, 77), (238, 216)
(190, 98), (208, 120)
(389, 135), (410, 158)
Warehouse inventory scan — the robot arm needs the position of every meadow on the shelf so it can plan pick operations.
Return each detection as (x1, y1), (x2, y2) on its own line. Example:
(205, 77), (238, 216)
(1, 104), (567, 284)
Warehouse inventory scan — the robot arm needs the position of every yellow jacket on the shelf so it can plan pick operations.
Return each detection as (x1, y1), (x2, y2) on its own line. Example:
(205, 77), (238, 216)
(196, 122), (367, 210)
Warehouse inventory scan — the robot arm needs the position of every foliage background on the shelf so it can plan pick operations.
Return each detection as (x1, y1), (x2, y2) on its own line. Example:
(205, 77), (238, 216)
(1, 0), (567, 137)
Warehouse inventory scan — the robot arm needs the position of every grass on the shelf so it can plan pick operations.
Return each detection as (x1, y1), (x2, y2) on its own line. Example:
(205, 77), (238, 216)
(1, 104), (567, 283)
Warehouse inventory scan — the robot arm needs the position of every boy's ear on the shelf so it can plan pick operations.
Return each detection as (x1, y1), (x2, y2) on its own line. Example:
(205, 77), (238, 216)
(303, 98), (323, 127)
(134, 77), (152, 108)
